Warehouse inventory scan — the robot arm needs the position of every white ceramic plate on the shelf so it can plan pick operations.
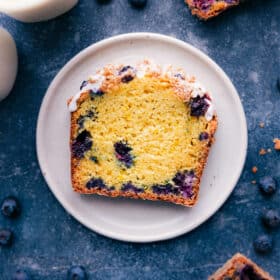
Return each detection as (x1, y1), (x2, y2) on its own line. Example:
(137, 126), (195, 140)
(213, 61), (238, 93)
(36, 33), (247, 243)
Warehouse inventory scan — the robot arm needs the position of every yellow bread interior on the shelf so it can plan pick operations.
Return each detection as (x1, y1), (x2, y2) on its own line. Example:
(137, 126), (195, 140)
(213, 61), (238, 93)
(72, 76), (212, 191)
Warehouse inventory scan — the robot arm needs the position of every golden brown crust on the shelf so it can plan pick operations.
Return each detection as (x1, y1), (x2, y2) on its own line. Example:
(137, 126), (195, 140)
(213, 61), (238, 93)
(69, 62), (218, 207)
(208, 253), (275, 280)
(185, 0), (240, 20)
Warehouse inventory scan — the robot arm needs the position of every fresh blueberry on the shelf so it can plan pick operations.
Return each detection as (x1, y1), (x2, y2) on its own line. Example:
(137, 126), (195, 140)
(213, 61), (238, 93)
(12, 269), (31, 280)
(72, 130), (92, 159)
(128, 0), (147, 8)
(253, 234), (273, 254)
(258, 176), (277, 195)
(261, 209), (280, 228)
(1, 196), (20, 218)
(67, 266), (87, 280)
(189, 96), (210, 117)
(0, 228), (13, 246)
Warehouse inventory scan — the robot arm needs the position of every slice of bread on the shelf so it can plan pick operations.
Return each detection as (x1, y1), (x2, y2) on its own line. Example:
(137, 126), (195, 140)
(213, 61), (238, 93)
(209, 253), (275, 280)
(185, 0), (240, 20)
(68, 60), (217, 207)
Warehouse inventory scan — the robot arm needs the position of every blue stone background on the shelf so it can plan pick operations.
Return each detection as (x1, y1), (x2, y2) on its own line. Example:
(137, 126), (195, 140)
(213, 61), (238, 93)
(0, 0), (280, 279)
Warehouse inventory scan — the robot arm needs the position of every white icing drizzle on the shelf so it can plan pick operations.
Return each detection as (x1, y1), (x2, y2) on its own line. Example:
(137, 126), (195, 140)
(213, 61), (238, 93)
(68, 62), (215, 121)
(68, 74), (104, 112)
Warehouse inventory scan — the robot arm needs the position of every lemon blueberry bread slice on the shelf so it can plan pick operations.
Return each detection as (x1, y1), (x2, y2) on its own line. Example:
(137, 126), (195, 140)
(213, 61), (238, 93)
(68, 60), (217, 207)
(209, 253), (275, 280)
(185, 0), (240, 20)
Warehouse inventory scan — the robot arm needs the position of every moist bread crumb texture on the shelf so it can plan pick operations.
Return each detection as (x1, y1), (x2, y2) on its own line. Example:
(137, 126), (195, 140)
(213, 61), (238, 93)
(69, 61), (218, 207)
(185, 0), (240, 20)
(209, 253), (275, 280)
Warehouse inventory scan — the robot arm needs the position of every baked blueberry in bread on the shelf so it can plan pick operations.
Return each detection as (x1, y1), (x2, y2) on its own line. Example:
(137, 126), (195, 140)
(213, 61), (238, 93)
(185, 0), (240, 20)
(68, 60), (217, 206)
(209, 253), (275, 280)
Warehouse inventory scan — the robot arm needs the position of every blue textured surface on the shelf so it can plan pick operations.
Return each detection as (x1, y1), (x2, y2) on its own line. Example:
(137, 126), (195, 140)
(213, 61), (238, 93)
(0, 0), (280, 279)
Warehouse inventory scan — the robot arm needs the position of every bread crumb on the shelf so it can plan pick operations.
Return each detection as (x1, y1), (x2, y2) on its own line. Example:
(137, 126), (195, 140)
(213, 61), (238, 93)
(251, 180), (257, 184)
(252, 166), (258, 173)
(273, 138), (280, 150)
(259, 148), (267, 155)
(259, 122), (265, 128)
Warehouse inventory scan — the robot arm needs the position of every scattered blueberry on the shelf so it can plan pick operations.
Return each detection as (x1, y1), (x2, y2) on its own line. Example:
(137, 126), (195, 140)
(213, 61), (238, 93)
(189, 95), (210, 117)
(12, 269), (31, 280)
(199, 132), (209, 141)
(72, 130), (92, 159)
(261, 209), (280, 228)
(122, 182), (144, 193)
(67, 266), (87, 280)
(258, 176), (277, 195)
(114, 141), (134, 168)
(239, 265), (262, 280)
(86, 178), (106, 190)
(253, 234), (273, 254)
(128, 0), (147, 8)
(0, 228), (13, 246)
(1, 196), (20, 218)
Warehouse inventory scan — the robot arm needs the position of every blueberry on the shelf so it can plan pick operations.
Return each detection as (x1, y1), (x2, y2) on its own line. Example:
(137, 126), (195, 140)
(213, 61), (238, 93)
(86, 178), (106, 190)
(199, 132), (209, 141)
(119, 65), (134, 74)
(253, 234), (273, 254)
(80, 80), (88, 90)
(0, 228), (13, 246)
(173, 170), (195, 198)
(261, 209), (280, 228)
(128, 0), (147, 8)
(121, 75), (134, 83)
(89, 89), (104, 97)
(239, 265), (261, 280)
(189, 96), (210, 117)
(12, 270), (31, 280)
(72, 130), (92, 159)
(258, 176), (277, 195)
(122, 182), (144, 193)
(90, 156), (99, 163)
(1, 196), (20, 218)
(114, 141), (134, 168)
(67, 266), (87, 280)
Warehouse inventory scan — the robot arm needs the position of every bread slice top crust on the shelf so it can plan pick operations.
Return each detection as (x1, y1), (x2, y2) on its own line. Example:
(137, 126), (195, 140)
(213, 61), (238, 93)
(68, 60), (218, 207)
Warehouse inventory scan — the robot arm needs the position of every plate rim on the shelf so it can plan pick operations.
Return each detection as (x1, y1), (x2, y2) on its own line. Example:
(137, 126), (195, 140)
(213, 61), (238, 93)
(36, 32), (248, 243)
